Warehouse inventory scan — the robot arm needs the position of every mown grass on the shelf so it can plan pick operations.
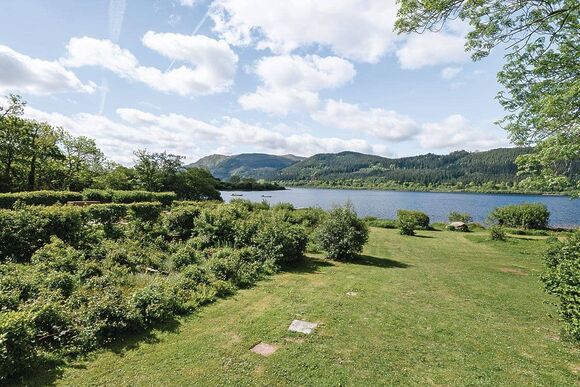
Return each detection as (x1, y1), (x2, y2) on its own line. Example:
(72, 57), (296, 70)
(21, 228), (579, 386)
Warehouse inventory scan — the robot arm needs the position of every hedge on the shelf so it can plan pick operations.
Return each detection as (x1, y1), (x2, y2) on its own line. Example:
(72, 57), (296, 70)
(488, 203), (550, 229)
(0, 191), (83, 209)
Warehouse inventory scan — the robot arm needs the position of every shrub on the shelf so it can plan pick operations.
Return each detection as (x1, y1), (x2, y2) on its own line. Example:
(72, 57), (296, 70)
(152, 192), (177, 206)
(315, 204), (369, 260)
(87, 203), (128, 238)
(128, 202), (163, 224)
(171, 241), (204, 270)
(131, 282), (179, 325)
(488, 203), (550, 229)
(448, 211), (472, 223)
(206, 247), (268, 288)
(82, 189), (113, 203)
(397, 215), (416, 236)
(163, 204), (201, 239)
(31, 237), (84, 273)
(396, 210), (430, 229)
(0, 191), (83, 209)
(0, 310), (36, 382)
(364, 216), (396, 229)
(0, 205), (89, 263)
(111, 190), (154, 204)
(194, 205), (248, 247)
(249, 213), (308, 263)
(542, 232), (580, 342)
(489, 226), (507, 241)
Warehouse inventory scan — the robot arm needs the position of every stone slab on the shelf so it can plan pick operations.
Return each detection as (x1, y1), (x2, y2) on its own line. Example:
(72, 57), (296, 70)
(288, 319), (318, 334)
(250, 342), (278, 356)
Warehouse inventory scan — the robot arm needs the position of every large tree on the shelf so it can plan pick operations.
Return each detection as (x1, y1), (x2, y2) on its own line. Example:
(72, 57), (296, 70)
(395, 0), (579, 194)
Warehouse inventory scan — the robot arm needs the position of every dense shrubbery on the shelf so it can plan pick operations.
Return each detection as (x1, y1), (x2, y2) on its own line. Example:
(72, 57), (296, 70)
(396, 210), (430, 236)
(448, 211), (472, 223)
(363, 216), (396, 229)
(488, 203), (550, 229)
(0, 191), (83, 208)
(542, 232), (580, 342)
(0, 200), (314, 381)
(315, 204), (369, 260)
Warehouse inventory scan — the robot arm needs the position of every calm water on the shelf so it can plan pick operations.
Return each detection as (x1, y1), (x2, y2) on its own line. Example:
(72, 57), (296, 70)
(221, 188), (580, 228)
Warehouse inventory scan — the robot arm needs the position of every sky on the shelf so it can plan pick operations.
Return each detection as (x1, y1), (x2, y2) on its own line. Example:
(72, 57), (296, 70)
(0, 0), (512, 165)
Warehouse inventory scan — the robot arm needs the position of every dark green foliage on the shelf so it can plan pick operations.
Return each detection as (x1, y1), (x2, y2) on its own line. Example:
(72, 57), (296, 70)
(315, 204), (369, 260)
(364, 216), (396, 229)
(448, 211), (473, 223)
(0, 311), (36, 381)
(397, 215), (416, 236)
(0, 191), (83, 208)
(488, 203), (550, 229)
(0, 200), (310, 381)
(82, 189), (113, 202)
(542, 232), (580, 342)
(190, 153), (301, 180)
(489, 226), (507, 241)
(111, 190), (155, 204)
(152, 192), (177, 206)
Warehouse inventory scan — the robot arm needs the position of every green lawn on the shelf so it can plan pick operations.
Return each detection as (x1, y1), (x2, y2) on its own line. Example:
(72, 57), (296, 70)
(22, 228), (579, 386)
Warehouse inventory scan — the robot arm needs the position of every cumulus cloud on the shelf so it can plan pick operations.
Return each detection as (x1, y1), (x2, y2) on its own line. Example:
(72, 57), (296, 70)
(61, 34), (237, 96)
(0, 45), (95, 96)
(210, 0), (398, 63)
(396, 31), (468, 70)
(312, 99), (419, 141)
(240, 54), (356, 114)
(417, 114), (509, 151)
(178, 0), (197, 7)
(25, 105), (388, 164)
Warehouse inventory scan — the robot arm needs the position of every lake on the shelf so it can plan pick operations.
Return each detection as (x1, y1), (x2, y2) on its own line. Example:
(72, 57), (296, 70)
(221, 187), (580, 228)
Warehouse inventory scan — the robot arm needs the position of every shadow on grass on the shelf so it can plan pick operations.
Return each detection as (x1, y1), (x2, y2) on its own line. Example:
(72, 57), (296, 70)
(352, 254), (410, 269)
(15, 319), (181, 386)
(280, 256), (334, 274)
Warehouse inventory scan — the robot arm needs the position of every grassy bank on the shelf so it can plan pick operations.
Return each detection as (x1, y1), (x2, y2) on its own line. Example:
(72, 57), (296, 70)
(22, 228), (579, 386)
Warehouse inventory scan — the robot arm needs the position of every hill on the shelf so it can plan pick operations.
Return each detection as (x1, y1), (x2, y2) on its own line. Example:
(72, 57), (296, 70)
(275, 148), (533, 185)
(188, 153), (304, 180)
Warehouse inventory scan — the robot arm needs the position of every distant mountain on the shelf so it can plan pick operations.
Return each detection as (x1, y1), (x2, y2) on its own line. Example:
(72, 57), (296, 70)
(190, 148), (536, 185)
(273, 148), (533, 185)
(188, 153), (304, 180)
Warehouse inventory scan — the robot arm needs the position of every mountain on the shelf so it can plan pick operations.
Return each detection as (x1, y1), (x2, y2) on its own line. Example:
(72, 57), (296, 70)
(190, 148), (537, 186)
(188, 153), (304, 180)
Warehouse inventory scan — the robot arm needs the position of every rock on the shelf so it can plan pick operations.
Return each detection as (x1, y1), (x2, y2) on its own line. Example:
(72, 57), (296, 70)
(288, 319), (318, 334)
(251, 342), (278, 356)
(448, 221), (469, 232)
(346, 291), (357, 297)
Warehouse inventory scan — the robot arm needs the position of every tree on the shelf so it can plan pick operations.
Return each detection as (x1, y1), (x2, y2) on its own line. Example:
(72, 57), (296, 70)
(395, 0), (579, 195)
(171, 167), (222, 201)
(59, 132), (106, 191)
(133, 150), (184, 192)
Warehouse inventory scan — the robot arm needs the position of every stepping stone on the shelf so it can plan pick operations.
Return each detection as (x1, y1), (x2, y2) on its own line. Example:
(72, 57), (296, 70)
(288, 319), (318, 334)
(250, 342), (278, 357)
(346, 291), (357, 297)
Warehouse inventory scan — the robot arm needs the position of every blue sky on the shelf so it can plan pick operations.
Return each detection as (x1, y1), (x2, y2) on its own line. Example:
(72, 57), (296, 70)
(0, 0), (511, 164)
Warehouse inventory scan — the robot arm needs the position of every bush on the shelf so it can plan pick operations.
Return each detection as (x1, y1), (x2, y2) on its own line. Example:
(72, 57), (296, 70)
(448, 211), (472, 223)
(194, 205), (248, 247)
(171, 241), (203, 270)
(131, 282), (179, 325)
(315, 204), (369, 260)
(0, 310), (36, 382)
(489, 226), (507, 241)
(396, 210), (430, 229)
(488, 203), (550, 229)
(163, 204), (202, 239)
(364, 216), (396, 229)
(542, 232), (580, 342)
(152, 192), (177, 206)
(111, 190), (154, 204)
(0, 191), (83, 208)
(128, 202), (163, 224)
(82, 189), (113, 203)
(206, 247), (268, 288)
(397, 215), (416, 236)
(249, 213), (308, 263)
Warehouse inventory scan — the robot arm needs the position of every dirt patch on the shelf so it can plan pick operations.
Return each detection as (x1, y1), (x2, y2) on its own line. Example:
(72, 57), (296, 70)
(251, 342), (278, 357)
(499, 267), (527, 276)
(570, 363), (580, 374)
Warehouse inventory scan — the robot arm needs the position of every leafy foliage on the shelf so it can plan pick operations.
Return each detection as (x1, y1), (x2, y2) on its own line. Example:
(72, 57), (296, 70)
(315, 204), (369, 260)
(488, 203), (550, 229)
(542, 232), (580, 342)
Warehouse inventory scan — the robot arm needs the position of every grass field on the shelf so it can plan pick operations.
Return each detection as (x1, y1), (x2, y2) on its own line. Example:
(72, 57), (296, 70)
(22, 228), (579, 386)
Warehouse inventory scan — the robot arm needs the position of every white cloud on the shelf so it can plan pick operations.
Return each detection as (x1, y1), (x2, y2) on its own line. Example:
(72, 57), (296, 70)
(240, 54), (356, 114)
(417, 114), (509, 151)
(312, 99), (419, 141)
(61, 34), (237, 96)
(0, 45), (95, 96)
(179, 0), (197, 7)
(441, 66), (462, 80)
(210, 0), (398, 63)
(396, 31), (468, 70)
(24, 106), (388, 164)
